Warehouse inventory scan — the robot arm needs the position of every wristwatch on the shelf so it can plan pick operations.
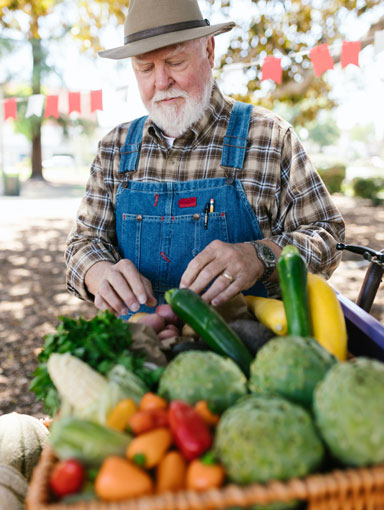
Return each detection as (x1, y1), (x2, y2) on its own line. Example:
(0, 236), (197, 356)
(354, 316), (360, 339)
(246, 241), (277, 282)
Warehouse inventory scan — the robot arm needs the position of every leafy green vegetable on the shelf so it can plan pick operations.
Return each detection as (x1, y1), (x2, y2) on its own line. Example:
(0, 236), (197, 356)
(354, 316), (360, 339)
(107, 364), (149, 404)
(49, 416), (132, 466)
(30, 310), (163, 416)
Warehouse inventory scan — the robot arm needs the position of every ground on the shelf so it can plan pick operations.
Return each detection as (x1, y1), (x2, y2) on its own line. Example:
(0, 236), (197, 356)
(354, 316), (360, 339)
(0, 178), (383, 418)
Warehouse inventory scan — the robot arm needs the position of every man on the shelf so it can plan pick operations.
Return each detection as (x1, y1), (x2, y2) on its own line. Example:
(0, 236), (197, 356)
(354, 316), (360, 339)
(65, 0), (345, 319)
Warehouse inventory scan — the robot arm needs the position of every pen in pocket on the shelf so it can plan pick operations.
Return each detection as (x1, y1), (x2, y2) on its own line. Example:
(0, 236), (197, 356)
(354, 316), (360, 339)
(204, 202), (210, 230)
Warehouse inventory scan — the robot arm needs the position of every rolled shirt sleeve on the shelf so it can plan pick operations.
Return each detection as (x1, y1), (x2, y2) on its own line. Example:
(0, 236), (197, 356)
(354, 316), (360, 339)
(65, 141), (122, 301)
(268, 127), (345, 278)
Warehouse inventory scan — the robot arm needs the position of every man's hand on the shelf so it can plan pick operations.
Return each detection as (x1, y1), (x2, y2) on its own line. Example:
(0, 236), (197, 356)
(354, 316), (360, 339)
(179, 240), (280, 306)
(85, 260), (157, 316)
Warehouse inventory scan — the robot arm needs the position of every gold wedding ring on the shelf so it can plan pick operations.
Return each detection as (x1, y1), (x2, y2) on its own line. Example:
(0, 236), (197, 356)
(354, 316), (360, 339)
(222, 271), (233, 283)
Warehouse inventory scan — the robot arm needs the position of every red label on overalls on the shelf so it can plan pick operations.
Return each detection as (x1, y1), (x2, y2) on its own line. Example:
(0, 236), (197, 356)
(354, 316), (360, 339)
(178, 197), (197, 208)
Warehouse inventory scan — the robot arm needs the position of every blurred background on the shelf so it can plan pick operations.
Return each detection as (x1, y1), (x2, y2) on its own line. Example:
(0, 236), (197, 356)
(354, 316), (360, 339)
(1, 0), (384, 416)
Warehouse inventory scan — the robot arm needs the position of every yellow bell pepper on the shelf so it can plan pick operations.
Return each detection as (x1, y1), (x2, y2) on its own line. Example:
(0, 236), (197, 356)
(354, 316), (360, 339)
(107, 398), (138, 431)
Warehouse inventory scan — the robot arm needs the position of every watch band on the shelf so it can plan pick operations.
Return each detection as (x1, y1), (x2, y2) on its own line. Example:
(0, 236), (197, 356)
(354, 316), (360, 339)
(246, 241), (276, 282)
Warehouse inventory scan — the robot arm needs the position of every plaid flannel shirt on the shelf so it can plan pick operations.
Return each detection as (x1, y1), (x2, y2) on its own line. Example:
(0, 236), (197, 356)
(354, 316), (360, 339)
(65, 82), (345, 301)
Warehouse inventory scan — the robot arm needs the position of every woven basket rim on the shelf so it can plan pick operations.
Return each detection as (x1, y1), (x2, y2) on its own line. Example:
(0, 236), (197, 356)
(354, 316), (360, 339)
(27, 444), (384, 510)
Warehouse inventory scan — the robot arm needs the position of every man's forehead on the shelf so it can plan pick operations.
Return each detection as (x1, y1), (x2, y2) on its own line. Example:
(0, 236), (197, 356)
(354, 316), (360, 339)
(135, 42), (190, 62)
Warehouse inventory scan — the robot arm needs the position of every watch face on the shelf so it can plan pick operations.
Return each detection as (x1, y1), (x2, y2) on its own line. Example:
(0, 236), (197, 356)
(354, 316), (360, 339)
(261, 245), (276, 262)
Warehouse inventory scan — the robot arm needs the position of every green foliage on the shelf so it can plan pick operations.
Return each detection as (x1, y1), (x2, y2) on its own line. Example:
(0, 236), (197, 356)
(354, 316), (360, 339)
(215, 0), (382, 125)
(307, 116), (340, 149)
(317, 164), (346, 194)
(0, 0), (129, 177)
(352, 176), (384, 205)
(348, 123), (376, 143)
(29, 310), (162, 416)
(11, 95), (41, 142)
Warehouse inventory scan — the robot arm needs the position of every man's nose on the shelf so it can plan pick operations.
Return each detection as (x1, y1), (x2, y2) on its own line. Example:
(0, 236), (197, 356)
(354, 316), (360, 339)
(154, 66), (174, 90)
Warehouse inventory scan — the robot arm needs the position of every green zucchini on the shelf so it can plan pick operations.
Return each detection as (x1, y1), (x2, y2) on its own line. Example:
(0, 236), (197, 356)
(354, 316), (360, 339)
(164, 288), (252, 376)
(277, 245), (312, 337)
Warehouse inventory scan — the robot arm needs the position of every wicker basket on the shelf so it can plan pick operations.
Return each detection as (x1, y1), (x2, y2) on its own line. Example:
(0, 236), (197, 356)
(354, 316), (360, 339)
(27, 445), (384, 510)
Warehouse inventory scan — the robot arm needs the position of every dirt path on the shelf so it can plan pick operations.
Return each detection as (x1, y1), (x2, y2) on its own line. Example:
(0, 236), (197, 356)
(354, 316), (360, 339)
(0, 181), (383, 418)
(329, 194), (384, 321)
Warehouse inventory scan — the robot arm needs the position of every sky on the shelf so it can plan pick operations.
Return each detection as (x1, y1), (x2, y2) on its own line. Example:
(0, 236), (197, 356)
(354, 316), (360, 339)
(1, 1), (384, 138)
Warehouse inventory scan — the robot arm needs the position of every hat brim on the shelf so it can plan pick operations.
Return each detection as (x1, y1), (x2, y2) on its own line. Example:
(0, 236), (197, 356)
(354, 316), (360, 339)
(98, 21), (235, 59)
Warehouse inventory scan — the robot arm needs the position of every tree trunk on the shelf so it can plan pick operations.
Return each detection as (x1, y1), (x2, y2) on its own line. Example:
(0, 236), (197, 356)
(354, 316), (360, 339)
(31, 124), (43, 179)
(30, 36), (44, 180)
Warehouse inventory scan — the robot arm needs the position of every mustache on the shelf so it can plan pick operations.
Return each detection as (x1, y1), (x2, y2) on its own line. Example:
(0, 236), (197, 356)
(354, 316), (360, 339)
(152, 88), (189, 105)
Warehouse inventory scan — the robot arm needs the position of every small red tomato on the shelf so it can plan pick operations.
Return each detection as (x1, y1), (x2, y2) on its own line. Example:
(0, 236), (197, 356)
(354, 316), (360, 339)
(49, 459), (85, 497)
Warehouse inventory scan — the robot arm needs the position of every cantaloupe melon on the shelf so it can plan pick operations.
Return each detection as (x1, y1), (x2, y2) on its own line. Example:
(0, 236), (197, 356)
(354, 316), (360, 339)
(0, 463), (28, 510)
(0, 412), (49, 480)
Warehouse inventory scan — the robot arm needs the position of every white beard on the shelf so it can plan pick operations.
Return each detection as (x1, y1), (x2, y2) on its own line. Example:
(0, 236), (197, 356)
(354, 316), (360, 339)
(146, 76), (213, 138)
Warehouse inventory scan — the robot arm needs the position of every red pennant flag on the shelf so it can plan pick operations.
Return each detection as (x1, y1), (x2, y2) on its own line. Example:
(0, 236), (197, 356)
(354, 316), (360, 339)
(44, 95), (59, 118)
(4, 98), (17, 120)
(68, 92), (81, 114)
(90, 90), (103, 112)
(309, 43), (334, 77)
(261, 56), (282, 84)
(341, 41), (361, 68)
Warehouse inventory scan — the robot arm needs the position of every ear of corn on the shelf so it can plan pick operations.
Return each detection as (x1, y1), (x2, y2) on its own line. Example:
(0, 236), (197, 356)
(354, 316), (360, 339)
(307, 273), (348, 361)
(244, 295), (287, 336)
(47, 353), (108, 412)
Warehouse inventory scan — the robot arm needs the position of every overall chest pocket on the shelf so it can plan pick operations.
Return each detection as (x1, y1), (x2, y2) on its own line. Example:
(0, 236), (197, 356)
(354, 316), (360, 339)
(119, 211), (229, 291)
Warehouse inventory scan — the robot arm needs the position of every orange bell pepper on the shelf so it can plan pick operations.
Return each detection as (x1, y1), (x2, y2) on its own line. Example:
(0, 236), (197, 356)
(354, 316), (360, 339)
(194, 400), (220, 427)
(95, 456), (153, 501)
(128, 407), (168, 435)
(186, 459), (225, 491)
(126, 427), (172, 469)
(156, 450), (187, 493)
(139, 392), (168, 411)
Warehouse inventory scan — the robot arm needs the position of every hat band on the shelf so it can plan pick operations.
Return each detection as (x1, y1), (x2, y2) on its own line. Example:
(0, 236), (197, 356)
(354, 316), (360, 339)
(124, 19), (210, 45)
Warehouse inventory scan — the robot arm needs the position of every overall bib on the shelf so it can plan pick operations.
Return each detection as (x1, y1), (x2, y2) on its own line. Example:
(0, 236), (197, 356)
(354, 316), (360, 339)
(115, 102), (267, 317)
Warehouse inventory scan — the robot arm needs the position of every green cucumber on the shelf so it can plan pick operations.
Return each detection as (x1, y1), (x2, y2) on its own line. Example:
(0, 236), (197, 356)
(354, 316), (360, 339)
(277, 245), (312, 337)
(165, 288), (252, 376)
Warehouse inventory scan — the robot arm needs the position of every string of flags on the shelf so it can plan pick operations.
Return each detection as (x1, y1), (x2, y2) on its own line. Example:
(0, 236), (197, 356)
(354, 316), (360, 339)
(259, 41), (361, 84)
(2, 89), (103, 121)
(1, 29), (384, 120)
(226, 30), (384, 84)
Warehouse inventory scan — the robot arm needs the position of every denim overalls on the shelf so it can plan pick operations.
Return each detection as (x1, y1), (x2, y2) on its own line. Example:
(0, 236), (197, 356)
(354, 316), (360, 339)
(115, 101), (267, 316)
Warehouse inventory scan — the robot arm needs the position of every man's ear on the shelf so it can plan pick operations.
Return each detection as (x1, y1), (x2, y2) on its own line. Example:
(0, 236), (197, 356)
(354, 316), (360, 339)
(206, 36), (215, 68)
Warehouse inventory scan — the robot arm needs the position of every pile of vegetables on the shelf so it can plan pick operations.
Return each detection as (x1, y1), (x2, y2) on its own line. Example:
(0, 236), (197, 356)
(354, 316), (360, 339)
(13, 244), (383, 507)
(29, 311), (163, 416)
(48, 393), (224, 502)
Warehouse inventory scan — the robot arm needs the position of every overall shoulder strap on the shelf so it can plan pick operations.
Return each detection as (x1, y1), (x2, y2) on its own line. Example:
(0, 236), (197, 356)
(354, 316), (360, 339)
(221, 101), (253, 171)
(119, 115), (148, 174)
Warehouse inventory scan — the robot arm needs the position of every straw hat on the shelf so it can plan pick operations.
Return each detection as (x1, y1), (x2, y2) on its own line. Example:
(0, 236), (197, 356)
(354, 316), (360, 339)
(98, 0), (235, 59)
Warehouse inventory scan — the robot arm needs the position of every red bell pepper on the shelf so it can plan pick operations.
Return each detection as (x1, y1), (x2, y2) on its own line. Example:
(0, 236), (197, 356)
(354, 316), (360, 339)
(168, 400), (212, 460)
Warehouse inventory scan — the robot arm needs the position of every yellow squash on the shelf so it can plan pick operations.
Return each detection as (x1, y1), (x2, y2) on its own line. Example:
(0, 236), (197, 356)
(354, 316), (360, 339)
(245, 296), (287, 336)
(307, 273), (347, 361)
